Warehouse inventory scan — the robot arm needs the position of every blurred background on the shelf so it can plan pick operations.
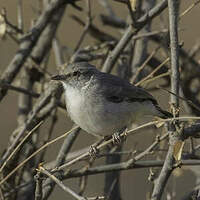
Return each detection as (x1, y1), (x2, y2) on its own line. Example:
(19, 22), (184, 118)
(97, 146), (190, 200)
(0, 1), (200, 199)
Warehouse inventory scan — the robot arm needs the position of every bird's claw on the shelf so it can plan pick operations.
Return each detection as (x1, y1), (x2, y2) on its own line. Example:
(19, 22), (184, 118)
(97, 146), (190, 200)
(89, 145), (99, 158)
(112, 132), (122, 145)
(112, 128), (127, 145)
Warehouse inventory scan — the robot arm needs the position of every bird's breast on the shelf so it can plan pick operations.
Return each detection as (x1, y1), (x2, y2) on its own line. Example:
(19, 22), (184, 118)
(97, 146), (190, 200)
(63, 85), (135, 135)
(64, 85), (102, 134)
(64, 85), (84, 123)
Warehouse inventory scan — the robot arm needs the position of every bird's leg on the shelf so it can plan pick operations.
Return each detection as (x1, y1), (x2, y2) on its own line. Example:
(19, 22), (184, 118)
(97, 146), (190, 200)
(89, 128), (128, 157)
(112, 127), (127, 145)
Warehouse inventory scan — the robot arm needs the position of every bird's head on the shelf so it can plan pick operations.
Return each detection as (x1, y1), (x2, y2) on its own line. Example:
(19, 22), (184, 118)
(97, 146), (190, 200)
(51, 62), (97, 87)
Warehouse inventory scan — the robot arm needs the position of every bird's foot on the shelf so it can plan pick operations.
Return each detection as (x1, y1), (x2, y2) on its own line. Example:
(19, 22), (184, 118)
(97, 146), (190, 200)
(112, 132), (121, 145)
(112, 128), (127, 145)
(89, 145), (99, 159)
(89, 137), (105, 158)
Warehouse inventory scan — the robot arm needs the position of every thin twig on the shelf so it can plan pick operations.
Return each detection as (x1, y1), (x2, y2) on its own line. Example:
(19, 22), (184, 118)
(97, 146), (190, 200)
(0, 126), (79, 185)
(38, 166), (86, 200)
(34, 172), (43, 200)
(0, 82), (62, 169)
(62, 159), (200, 179)
(0, 81), (40, 97)
(141, 71), (170, 87)
(0, 0), (68, 101)
(102, 0), (168, 73)
(53, 116), (200, 172)
(38, 110), (57, 163)
(1, 117), (200, 186)
(151, 1), (180, 199)
(42, 126), (80, 200)
(17, 0), (23, 32)
(74, 0), (92, 52)
(131, 46), (161, 83)
(135, 57), (170, 86)
(157, 86), (200, 113)
(179, 0), (200, 18)
(0, 121), (43, 174)
(126, 0), (137, 26)
(0, 187), (4, 200)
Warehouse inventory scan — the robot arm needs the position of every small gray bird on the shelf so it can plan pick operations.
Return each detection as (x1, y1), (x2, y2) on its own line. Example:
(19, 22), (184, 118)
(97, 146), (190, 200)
(52, 62), (172, 137)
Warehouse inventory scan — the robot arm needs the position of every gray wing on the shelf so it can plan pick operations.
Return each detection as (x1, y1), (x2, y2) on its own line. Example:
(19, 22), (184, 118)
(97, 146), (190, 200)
(96, 72), (158, 105)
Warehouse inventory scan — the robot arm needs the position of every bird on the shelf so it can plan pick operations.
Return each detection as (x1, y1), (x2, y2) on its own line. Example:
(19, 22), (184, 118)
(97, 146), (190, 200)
(51, 62), (172, 138)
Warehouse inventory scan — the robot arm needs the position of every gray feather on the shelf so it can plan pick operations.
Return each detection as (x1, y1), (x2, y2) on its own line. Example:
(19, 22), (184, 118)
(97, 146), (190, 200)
(95, 72), (158, 105)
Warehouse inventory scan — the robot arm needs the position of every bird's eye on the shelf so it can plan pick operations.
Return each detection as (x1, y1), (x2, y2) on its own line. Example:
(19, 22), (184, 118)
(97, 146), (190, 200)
(72, 71), (80, 76)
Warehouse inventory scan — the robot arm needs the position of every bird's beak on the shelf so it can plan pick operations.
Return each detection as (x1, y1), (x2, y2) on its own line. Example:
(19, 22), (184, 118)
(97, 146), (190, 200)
(51, 74), (69, 81)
